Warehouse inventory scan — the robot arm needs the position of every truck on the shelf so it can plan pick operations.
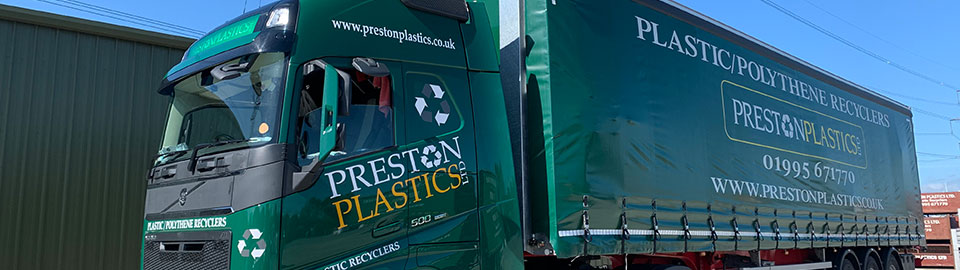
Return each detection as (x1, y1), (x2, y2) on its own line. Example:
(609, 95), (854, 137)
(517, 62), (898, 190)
(140, 0), (924, 269)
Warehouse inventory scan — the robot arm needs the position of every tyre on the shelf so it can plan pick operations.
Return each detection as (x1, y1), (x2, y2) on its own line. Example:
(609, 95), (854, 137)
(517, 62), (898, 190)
(862, 255), (880, 270)
(840, 258), (857, 270)
(834, 250), (860, 270)
(618, 264), (691, 270)
(882, 252), (902, 270)
(649, 265), (690, 270)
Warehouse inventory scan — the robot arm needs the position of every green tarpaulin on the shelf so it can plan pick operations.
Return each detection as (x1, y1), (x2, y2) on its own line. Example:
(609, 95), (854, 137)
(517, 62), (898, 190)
(523, 0), (922, 257)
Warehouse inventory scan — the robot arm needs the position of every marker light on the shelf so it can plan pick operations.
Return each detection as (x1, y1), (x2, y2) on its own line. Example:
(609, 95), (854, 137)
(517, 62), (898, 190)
(266, 8), (290, 28)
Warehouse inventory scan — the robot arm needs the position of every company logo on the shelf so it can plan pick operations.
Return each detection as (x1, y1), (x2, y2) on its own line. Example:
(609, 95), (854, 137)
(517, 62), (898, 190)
(420, 145), (443, 169)
(238, 228), (266, 259)
(146, 217), (227, 232)
(322, 242), (402, 270)
(187, 14), (259, 59)
(325, 136), (469, 229)
(414, 84), (451, 126)
(178, 188), (188, 206)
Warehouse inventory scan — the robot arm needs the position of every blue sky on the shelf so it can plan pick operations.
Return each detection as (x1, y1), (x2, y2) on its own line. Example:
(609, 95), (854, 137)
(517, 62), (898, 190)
(0, 0), (270, 38)
(2, 0), (958, 192)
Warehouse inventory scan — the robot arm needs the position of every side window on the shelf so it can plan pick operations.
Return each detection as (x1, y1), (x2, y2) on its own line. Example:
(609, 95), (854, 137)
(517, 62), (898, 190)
(330, 71), (395, 160)
(297, 63), (395, 166)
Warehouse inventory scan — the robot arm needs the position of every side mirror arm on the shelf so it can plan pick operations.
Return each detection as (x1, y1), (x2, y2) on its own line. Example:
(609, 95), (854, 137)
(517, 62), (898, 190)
(333, 123), (346, 152)
(291, 158), (323, 194)
(291, 121), (345, 193)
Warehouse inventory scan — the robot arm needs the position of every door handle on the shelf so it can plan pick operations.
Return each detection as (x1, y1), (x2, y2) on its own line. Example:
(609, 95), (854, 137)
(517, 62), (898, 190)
(372, 221), (401, 238)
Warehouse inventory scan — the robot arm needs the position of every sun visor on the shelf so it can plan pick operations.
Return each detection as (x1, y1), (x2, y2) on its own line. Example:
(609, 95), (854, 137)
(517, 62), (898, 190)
(401, 0), (469, 22)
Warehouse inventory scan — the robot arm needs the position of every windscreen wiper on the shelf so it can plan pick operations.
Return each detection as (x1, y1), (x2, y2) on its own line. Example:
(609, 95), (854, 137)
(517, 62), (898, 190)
(187, 139), (251, 172)
(155, 149), (189, 165)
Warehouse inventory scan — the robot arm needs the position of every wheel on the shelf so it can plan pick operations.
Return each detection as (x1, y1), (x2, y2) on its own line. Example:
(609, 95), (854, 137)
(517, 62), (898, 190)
(883, 252), (901, 270)
(618, 265), (691, 270)
(649, 265), (690, 270)
(863, 255), (880, 270)
(839, 258), (858, 270)
(834, 250), (860, 270)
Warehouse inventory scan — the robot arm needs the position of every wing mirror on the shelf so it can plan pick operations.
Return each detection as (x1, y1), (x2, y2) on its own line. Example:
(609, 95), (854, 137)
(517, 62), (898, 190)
(292, 60), (348, 193)
(352, 57), (390, 77)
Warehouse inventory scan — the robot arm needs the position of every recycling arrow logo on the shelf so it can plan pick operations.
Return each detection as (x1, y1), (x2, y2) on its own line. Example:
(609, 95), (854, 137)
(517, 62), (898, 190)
(237, 228), (266, 259)
(414, 84), (452, 126)
(420, 145), (443, 169)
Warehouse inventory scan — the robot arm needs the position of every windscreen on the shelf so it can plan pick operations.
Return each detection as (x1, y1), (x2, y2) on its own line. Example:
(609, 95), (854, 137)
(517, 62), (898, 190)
(156, 52), (286, 164)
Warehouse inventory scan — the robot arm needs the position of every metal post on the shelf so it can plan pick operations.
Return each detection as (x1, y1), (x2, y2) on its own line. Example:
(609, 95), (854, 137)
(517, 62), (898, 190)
(953, 208), (960, 270)
(952, 230), (960, 270)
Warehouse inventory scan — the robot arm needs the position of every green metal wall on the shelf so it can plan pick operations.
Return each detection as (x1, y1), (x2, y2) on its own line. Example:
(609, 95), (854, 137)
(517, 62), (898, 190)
(0, 5), (192, 269)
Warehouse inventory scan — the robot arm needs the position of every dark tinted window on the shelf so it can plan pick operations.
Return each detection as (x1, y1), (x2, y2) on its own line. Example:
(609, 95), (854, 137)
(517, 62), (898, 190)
(298, 69), (394, 166)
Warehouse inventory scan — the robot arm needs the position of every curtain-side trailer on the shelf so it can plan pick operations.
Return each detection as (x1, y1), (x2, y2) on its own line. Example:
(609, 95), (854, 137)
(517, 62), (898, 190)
(502, 0), (923, 269)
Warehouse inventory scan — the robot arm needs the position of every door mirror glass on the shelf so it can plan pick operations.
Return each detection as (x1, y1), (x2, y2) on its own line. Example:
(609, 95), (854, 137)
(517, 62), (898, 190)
(317, 63), (341, 161)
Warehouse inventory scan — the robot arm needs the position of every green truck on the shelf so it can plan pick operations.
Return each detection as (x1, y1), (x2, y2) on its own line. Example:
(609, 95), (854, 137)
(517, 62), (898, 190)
(141, 0), (923, 269)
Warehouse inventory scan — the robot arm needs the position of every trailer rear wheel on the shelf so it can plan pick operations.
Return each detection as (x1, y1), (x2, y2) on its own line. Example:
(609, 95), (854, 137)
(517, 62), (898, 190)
(881, 250), (902, 270)
(840, 258), (857, 270)
(834, 249), (860, 270)
(619, 264), (691, 270)
(862, 254), (880, 270)
(649, 265), (691, 270)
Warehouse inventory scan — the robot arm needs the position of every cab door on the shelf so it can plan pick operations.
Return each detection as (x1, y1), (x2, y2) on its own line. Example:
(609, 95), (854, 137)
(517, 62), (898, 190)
(400, 62), (480, 269)
(280, 57), (410, 270)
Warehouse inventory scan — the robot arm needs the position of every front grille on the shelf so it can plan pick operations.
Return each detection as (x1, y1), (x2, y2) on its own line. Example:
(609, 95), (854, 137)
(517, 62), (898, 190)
(144, 239), (230, 270)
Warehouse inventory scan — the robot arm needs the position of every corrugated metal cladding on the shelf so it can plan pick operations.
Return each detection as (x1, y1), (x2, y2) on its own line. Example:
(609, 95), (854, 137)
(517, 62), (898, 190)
(0, 5), (193, 269)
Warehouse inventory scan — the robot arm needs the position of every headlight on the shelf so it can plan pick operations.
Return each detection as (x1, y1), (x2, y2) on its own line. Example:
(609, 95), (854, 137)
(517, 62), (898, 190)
(265, 7), (290, 28)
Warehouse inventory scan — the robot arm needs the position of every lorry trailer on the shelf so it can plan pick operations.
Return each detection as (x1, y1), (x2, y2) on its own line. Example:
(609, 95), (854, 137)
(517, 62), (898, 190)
(140, 0), (923, 269)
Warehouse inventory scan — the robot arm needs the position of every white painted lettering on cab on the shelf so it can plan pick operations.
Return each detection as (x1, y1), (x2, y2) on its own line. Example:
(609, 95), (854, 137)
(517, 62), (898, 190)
(326, 137), (463, 199)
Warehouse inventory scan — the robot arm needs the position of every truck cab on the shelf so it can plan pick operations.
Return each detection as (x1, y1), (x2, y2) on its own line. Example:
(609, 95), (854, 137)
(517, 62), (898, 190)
(141, 1), (521, 269)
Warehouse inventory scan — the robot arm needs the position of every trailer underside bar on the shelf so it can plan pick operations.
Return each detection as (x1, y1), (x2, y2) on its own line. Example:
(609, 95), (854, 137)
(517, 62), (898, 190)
(739, 262), (833, 270)
(558, 229), (922, 241)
